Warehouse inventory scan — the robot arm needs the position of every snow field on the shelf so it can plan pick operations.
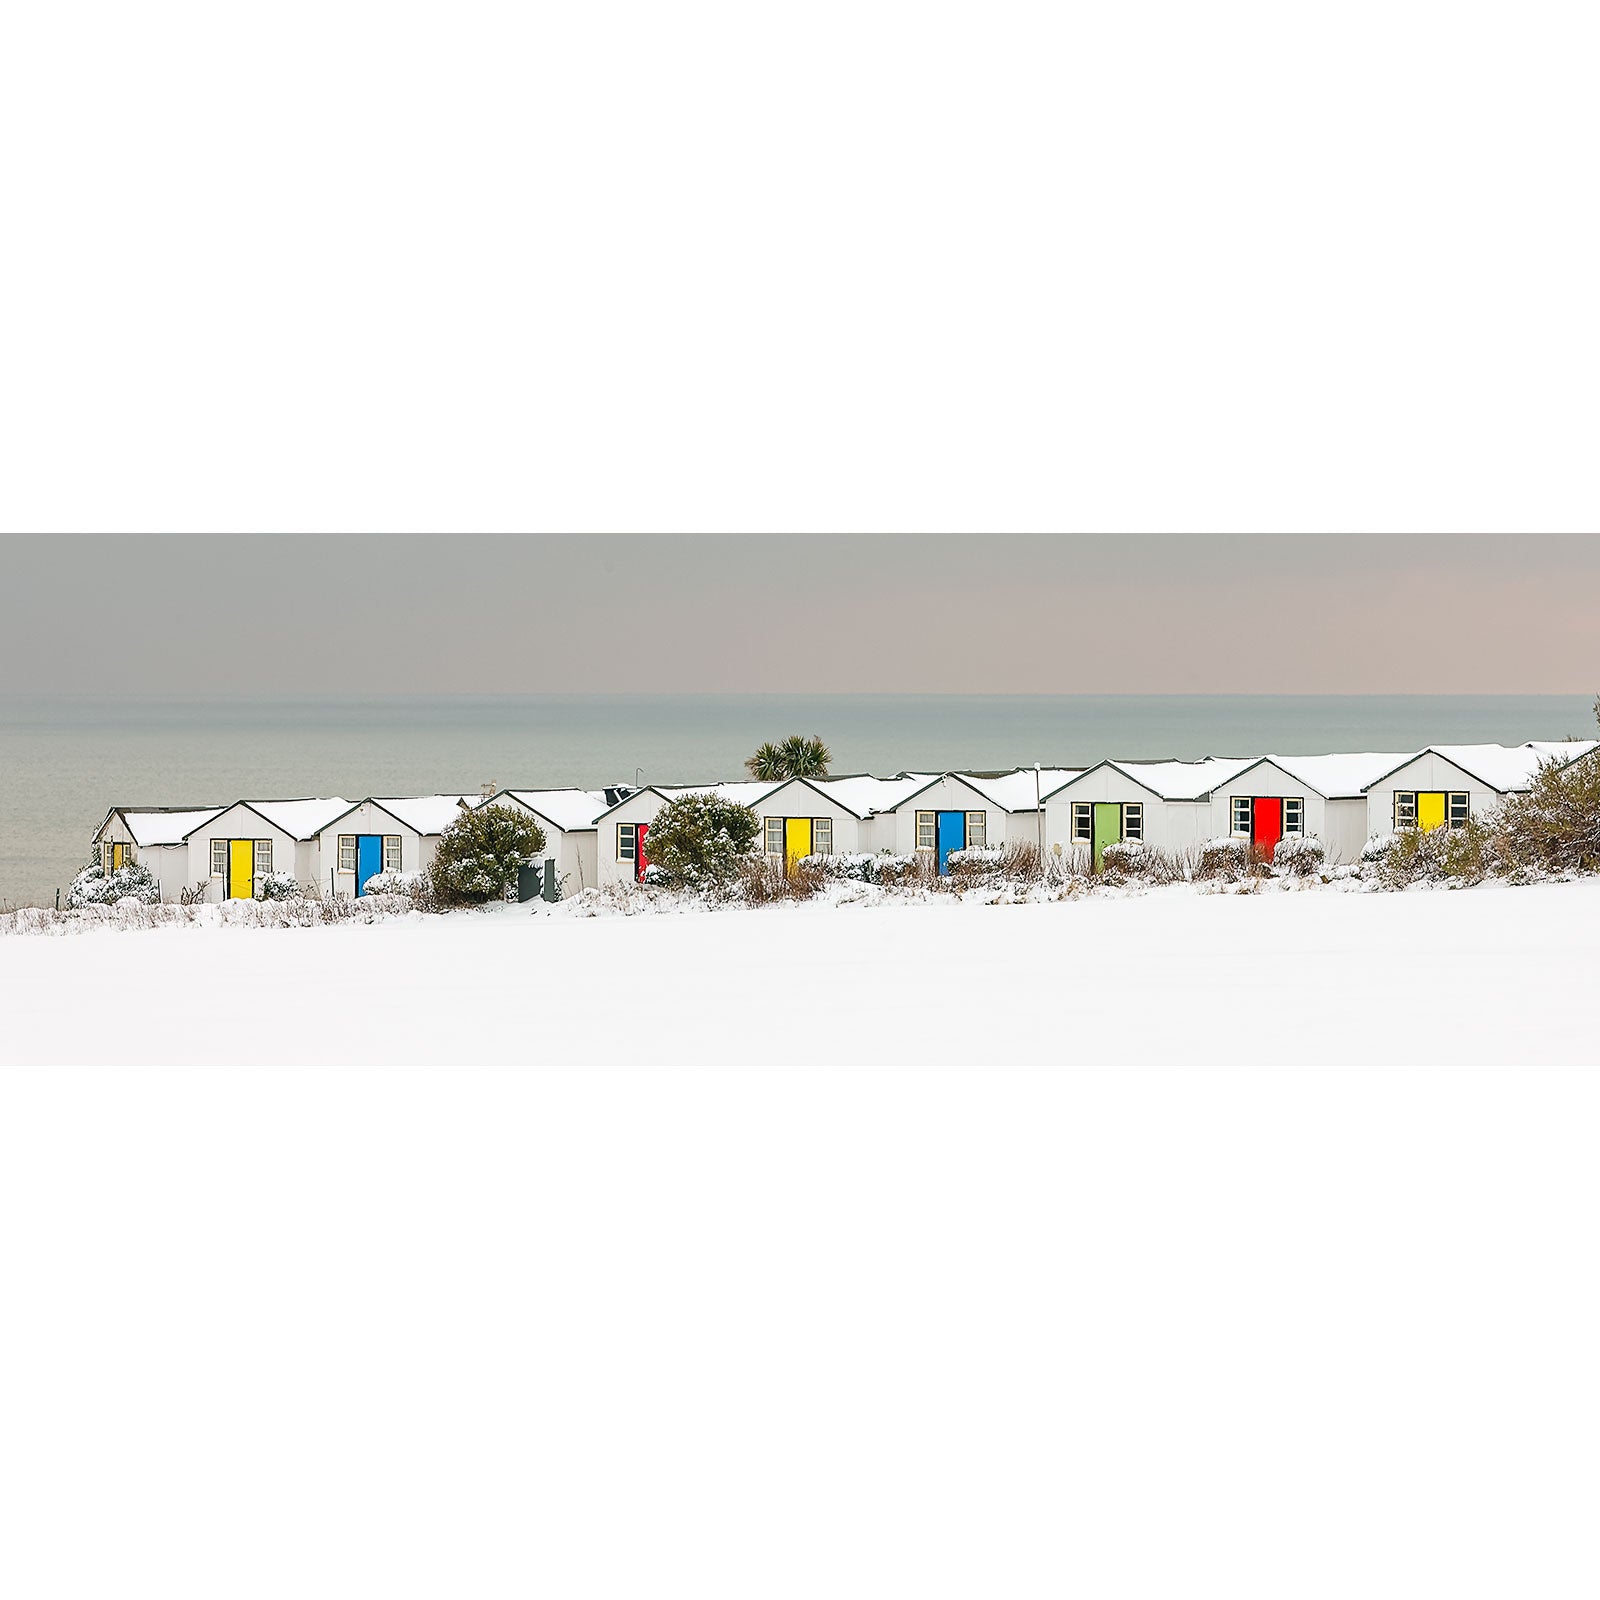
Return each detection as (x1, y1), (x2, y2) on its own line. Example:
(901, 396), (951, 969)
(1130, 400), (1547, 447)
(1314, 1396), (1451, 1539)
(5, 877), (1598, 1065)
(3, 1065), (1598, 1598)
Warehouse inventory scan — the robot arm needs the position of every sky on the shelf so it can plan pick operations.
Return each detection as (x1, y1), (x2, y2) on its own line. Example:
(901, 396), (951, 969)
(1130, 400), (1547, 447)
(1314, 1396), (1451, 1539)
(3, 532), (1597, 694)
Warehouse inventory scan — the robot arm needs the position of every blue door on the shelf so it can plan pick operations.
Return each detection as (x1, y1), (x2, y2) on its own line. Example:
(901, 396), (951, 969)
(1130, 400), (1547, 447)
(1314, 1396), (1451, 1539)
(936, 810), (966, 875)
(356, 834), (383, 895)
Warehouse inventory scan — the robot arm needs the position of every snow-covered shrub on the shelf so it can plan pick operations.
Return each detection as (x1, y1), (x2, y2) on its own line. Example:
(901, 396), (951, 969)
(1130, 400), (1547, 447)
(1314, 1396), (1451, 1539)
(636, 792), (759, 894)
(1364, 821), (1495, 888)
(1196, 838), (1259, 882)
(360, 870), (425, 899)
(427, 802), (546, 906)
(1489, 749), (1600, 877)
(1273, 836), (1326, 876)
(641, 862), (672, 888)
(739, 854), (824, 902)
(67, 859), (160, 908)
(257, 870), (303, 901)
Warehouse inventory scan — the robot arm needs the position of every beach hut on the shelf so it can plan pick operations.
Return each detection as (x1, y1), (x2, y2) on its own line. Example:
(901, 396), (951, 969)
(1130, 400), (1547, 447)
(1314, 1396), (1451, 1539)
(746, 776), (884, 870)
(488, 788), (611, 896)
(592, 781), (781, 888)
(953, 768), (1083, 852)
(1361, 742), (1599, 839)
(1043, 758), (1256, 870)
(317, 794), (479, 896)
(859, 773), (1008, 874)
(90, 805), (224, 901)
(182, 797), (353, 901)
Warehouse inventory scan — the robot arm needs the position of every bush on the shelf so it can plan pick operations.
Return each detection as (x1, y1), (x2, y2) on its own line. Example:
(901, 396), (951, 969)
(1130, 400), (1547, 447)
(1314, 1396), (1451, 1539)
(1196, 838), (1260, 882)
(1273, 836), (1326, 876)
(427, 802), (546, 906)
(1365, 820), (1496, 887)
(67, 859), (160, 908)
(1489, 749), (1600, 877)
(637, 792), (760, 893)
(739, 855), (825, 903)
(257, 870), (304, 901)
(361, 870), (426, 898)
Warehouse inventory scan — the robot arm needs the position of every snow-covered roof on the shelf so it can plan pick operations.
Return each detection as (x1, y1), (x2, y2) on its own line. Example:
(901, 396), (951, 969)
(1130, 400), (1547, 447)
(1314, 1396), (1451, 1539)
(1259, 753), (1421, 799)
(245, 797), (355, 839)
(813, 773), (941, 815)
(110, 806), (226, 847)
(495, 789), (611, 832)
(956, 768), (1083, 812)
(1363, 741), (1600, 794)
(1045, 757), (1258, 803)
(364, 794), (479, 835)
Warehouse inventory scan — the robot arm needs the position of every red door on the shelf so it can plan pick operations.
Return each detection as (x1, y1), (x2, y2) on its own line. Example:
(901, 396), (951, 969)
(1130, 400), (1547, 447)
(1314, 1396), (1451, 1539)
(1252, 798), (1282, 861)
(636, 823), (649, 882)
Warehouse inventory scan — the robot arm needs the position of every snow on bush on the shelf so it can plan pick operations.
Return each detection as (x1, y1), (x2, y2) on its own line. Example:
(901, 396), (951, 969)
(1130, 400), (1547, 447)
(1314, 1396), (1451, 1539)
(633, 792), (759, 893)
(67, 860), (160, 908)
(1361, 832), (1399, 864)
(428, 802), (546, 906)
(947, 845), (1005, 869)
(1196, 838), (1258, 881)
(1099, 840), (1147, 876)
(1273, 836), (1326, 876)
(257, 870), (304, 901)
(361, 870), (426, 898)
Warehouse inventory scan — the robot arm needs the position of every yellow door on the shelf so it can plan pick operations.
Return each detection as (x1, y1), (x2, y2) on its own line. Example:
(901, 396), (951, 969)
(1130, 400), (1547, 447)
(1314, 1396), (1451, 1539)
(228, 838), (254, 899)
(784, 818), (812, 872)
(1416, 792), (1447, 832)
(111, 842), (125, 872)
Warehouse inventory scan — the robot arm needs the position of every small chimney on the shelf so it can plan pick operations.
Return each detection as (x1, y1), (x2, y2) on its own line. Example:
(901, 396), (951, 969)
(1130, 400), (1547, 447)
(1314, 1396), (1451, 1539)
(480, 782), (496, 800)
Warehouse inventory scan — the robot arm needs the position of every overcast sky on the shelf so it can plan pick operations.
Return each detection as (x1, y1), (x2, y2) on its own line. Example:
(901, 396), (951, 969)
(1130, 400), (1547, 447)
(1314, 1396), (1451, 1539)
(4, 532), (1596, 694)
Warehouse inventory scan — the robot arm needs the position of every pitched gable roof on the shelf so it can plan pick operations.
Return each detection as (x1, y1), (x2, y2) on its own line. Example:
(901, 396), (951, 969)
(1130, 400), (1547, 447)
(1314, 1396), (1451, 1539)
(492, 789), (612, 832)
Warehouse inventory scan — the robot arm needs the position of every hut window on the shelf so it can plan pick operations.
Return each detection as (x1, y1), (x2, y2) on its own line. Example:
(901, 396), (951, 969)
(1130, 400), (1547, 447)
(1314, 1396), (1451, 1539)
(101, 841), (116, 872)
(916, 811), (936, 850)
(764, 817), (783, 855)
(1394, 792), (1417, 829)
(966, 811), (986, 848)
(1071, 803), (1092, 842)
(1231, 796), (1251, 836)
(254, 839), (273, 876)
(383, 836), (402, 870)
(813, 818), (833, 855)
(211, 839), (227, 876)
(1284, 798), (1304, 835)
(1124, 803), (1144, 841)
(338, 835), (357, 872)
(1448, 793), (1469, 829)
(618, 823), (637, 861)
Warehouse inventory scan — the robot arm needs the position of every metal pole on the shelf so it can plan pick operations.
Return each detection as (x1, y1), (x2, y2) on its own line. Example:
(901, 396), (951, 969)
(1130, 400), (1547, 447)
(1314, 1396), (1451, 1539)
(1035, 763), (1043, 868)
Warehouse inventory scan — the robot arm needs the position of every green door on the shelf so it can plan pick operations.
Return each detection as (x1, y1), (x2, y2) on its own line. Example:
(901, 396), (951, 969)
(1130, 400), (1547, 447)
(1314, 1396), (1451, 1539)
(1092, 803), (1122, 872)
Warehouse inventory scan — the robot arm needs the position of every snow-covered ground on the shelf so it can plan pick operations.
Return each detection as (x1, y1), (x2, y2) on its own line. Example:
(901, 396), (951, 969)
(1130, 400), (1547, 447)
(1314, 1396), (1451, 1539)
(5, 877), (1598, 1064)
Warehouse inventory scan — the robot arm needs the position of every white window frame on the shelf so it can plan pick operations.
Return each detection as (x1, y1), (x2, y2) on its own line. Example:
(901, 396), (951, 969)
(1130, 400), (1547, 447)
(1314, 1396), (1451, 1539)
(1395, 792), (1417, 829)
(966, 811), (986, 849)
(1231, 796), (1252, 837)
(338, 834), (357, 873)
(1283, 797), (1304, 836)
(1124, 803), (1143, 841)
(812, 817), (833, 856)
(383, 835), (402, 870)
(915, 810), (936, 851)
(1071, 803), (1092, 842)
(211, 838), (227, 877)
(618, 823), (637, 861)
(1448, 792), (1469, 829)
(764, 817), (783, 856)
(253, 839), (273, 876)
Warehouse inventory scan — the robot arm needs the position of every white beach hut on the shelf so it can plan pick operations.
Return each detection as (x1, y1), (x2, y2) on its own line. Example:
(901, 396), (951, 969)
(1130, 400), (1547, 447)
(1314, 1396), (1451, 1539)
(1360, 741), (1599, 839)
(489, 788), (611, 896)
(1043, 758), (1257, 870)
(182, 797), (353, 901)
(592, 781), (781, 888)
(90, 805), (224, 901)
(318, 794), (478, 896)
(1204, 753), (1414, 865)
(864, 770), (1079, 872)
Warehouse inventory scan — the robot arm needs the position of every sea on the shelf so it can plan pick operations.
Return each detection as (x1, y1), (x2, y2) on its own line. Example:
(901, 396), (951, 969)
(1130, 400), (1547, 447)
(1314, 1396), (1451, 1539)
(1, 692), (1593, 907)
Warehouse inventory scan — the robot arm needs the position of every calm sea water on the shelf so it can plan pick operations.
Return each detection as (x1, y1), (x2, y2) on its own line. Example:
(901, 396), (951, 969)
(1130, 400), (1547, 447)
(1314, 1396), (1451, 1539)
(1, 693), (1593, 906)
